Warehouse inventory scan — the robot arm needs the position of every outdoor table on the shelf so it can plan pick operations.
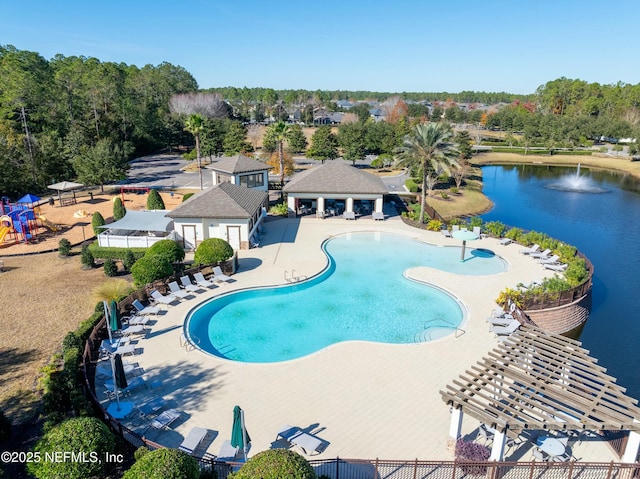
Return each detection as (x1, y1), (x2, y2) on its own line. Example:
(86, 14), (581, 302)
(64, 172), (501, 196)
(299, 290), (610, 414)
(537, 437), (565, 457)
(452, 229), (479, 261)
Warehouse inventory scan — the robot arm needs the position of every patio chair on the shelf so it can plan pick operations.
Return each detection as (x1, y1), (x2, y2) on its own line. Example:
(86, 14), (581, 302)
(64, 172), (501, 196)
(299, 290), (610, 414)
(148, 408), (181, 431)
(178, 427), (209, 455)
(372, 211), (385, 221)
(490, 319), (521, 336)
(473, 226), (484, 238)
(212, 266), (232, 283)
(217, 440), (238, 461)
(452, 225), (460, 232)
(168, 281), (190, 299)
(530, 248), (551, 259)
(544, 263), (568, 272)
(132, 299), (160, 316)
(539, 254), (560, 265)
(478, 424), (494, 445)
(532, 448), (549, 461)
(290, 432), (324, 455)
(343, 211), (356, 220)
(193, 272), (215, 288)
(441, 228), (452, 238)
(150, 289), (177, 305)
(498, 238), (512, 246)
(487, 315), (515, 327)
(519, 244), (540, 255)
(180, 275), (201, 293)
(127, 315), (150, 326)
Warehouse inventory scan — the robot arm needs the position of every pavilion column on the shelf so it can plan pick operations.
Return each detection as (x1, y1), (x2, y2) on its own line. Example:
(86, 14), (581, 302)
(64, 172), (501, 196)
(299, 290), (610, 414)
(317, 197), (325, 216)
(448, 407), (463, 439)
(621, 422), (640, 463)
(489, 429), (507, 461)
(346, 197), (354, 212)
(375, 197), (383, 212)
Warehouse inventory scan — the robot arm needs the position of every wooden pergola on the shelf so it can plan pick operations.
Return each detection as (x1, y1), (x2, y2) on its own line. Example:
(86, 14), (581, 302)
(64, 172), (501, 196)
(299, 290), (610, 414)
(441, 324), (640, 462)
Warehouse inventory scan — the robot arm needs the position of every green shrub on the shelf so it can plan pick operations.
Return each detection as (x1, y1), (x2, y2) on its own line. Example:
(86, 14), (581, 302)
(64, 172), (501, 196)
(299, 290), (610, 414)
(147, 239), (185, 263)
(130, 254), (173, 287)
(28, 417), (115, 479)
(182, 192), (195, 202)
(123, 448), (199, 479)
(612, 144), (624, 152)
(80, 244), (95, 268)
(450, 186), (459, 194)
(103, 258), (118, 277)
(194, 238), (234, 265)
(91, 211), (106, 235)
(88, 243), (147, 261)
(469, 216), (483, 228)
(229, 449), (316, 479)
(440, 192), (449, 200)
(504, 227), (523, 242)
(565, 258), (589, 286)
(113, 196), (127, 220)
(58, 238), (72, 256)
(146, 189), (166, 210)
(269, 202), (289, 216)
(123, 249), (137, 271)
(405, 178), (419, 193)
(484, 221), (506, 238)
(426, 219), (443, 231)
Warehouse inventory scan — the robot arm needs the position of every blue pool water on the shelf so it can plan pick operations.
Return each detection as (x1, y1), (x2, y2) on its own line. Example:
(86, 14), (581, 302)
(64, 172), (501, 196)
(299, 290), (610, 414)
(186, 232), (506, 363)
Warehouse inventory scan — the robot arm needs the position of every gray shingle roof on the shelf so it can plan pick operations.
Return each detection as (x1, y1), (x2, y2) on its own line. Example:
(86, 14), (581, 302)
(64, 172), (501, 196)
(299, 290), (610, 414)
(205, 154), (270, 174)
(166, 182), (267, 219)
(283, 162), (388, 195)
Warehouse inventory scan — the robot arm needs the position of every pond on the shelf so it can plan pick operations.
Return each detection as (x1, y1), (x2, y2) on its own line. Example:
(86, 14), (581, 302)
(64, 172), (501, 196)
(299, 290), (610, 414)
(481, 164), (640, 400)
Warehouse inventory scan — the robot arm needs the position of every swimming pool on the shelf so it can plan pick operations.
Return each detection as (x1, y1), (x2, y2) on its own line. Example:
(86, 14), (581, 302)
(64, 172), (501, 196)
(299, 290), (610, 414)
(186, 232), (506, 363)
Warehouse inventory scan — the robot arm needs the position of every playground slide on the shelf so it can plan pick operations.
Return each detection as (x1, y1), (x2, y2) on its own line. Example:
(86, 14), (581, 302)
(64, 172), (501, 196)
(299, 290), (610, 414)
(38, 216), (60, 232)
(0, 226), (9, 242)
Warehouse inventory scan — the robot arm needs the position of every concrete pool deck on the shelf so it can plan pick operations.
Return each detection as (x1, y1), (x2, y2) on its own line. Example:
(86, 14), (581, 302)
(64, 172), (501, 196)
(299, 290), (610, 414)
(104, 214), (618, 462)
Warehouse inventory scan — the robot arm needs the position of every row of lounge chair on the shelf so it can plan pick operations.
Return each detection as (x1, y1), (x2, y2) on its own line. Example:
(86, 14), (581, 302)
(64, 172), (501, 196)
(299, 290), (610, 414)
(519, 244), (568, 271)
(147, 269), (232, 307)
(487, 307), (521, 337)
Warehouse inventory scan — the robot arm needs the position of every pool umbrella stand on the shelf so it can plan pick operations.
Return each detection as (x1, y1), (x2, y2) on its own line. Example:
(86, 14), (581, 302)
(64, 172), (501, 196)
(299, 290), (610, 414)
(231, 405), (251, 461)
(452, 229), (479, 261)
(106, 353), (133, 419)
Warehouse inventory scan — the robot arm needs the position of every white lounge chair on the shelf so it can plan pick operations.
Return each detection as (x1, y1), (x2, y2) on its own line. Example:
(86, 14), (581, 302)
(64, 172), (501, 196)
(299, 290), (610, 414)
(217, 440), (238, 461)
(178, 427), (209, 454)
(472, 226), (484, 238)
(441, 229), (452, 238)
(520, 244), (540, 255)
(276, 425), (324, 455)
(539, 254), (560, 264)
(498, 238), (512, 246)
(487, 315), (515, 327)
(530, 248), (551, 259)
(452, 224), (460, 232)
(138, 397), (167, 419)
(168, 281), (190, 299)
(127, 316), (150, 326)
(343, 211), (356, 220)
(372, 211), (385, 221)
(212, 266), (232, 283)
(193, 272), (215, 288)
(544, 263), (568, 272)
(132, 299), (160, 316)
(150, 289), (177, 305)
(490, 319), (521, 336)
(180, 276), (201, 293)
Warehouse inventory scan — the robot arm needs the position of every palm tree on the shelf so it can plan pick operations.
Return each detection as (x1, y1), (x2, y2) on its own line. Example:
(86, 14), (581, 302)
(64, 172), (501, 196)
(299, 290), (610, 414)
(395, 122), (460, 223)
(184, 114), (205, 190)
(270, 121), (291, 200)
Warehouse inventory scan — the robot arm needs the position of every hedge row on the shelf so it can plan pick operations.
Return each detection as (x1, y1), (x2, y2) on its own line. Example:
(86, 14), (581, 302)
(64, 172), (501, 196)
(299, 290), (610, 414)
(490, 147), (594, 156)
(88, 243), (147, 261)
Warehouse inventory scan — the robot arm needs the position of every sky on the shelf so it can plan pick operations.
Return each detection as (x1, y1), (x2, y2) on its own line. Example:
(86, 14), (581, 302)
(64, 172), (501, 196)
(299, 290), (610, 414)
(1, 0), (639, 95)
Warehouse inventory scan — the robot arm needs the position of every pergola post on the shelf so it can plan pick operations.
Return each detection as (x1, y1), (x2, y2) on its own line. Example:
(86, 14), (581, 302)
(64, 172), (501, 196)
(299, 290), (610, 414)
(375, 197), (383, 213)
(621, 421), (640, 463)
(317, 197), (325, 216)
(449, 407), (463, 439)
(490, 429), (507, 461)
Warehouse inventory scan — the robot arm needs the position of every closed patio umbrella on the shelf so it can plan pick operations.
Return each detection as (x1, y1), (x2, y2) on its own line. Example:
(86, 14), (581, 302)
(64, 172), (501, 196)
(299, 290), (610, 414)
(109, 300), (122, 333)
(113, 353), (128, 390)
(231, 405), (250, 461)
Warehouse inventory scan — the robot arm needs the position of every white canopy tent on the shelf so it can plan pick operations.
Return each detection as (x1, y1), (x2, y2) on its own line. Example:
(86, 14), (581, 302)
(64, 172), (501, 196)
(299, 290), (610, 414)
(97, 210), (175, 248)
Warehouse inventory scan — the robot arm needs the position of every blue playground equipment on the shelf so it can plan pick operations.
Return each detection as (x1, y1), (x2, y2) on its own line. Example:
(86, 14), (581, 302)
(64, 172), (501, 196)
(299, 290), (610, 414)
(1, 196), (38, 243)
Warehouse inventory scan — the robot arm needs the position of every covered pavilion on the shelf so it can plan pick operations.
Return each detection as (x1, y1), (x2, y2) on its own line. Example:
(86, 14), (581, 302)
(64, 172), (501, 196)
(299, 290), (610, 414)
(47, 181), (84, 206)
(441, 324), (640, 462)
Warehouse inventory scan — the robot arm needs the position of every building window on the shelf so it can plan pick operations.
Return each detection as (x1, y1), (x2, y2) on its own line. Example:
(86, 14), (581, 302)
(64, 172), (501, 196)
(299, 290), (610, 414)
(240, 173), (264, 188)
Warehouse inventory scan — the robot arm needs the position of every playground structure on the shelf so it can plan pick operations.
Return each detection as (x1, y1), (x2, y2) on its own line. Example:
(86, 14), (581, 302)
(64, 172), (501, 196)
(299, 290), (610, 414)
(119, 186), (150, 203)
(0, 194), (62, 244)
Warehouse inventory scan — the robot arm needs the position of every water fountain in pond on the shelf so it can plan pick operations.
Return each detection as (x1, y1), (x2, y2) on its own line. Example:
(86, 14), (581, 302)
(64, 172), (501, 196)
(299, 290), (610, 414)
(546, 163), (608, 193)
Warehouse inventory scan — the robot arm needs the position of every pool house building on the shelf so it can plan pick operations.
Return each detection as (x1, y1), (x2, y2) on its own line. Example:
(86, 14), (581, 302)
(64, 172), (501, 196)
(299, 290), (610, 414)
(282, 162), (388, 218)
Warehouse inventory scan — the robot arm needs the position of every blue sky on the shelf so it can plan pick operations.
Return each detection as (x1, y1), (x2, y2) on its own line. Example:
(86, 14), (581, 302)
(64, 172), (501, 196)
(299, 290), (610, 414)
(1, 0), (638, 94)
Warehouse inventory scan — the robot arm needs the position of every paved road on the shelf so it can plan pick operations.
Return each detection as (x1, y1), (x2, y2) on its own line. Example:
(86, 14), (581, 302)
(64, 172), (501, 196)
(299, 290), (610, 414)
(122, 153), (408, 194)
